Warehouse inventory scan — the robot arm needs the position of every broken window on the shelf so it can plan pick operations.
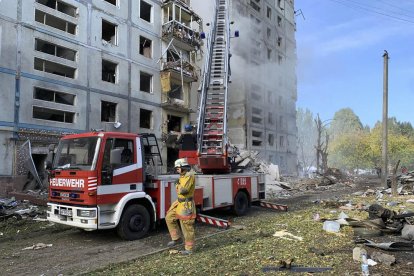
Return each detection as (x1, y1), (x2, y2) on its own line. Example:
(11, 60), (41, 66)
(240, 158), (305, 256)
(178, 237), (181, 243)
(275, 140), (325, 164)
(250, 0), (261, 12)
(139, 36), (152, 58)
(277, 16), (282, 27)
(170, 83), (183, 100)
(140, 0), (152, 22)
(33, 87), (75, 105)
(101, 101), (117, 122)
(167, 50), (180, 62)
(140, 71), (152, 93)
(167, 115), (181, 132)
(34, 57), (76, 78)
(267, 6), (272, 19)
(277, 36), (282, 47)
(252, 107), (262, 124)
(33, 106), (74, 123)
(252, 130), (263, 147)
(268, 134), (274, 146)
(102, 20), (118, 45)
(267, 48), (272, 60)
(267, 27), (271, 39)
(102, 59), (117, 83)
(103, 0), (118, 6)
(35, 38), (76, 61)
(35, 9), (76, 34)
(36, 0), (77, 17)
(140, 108), (152, 129)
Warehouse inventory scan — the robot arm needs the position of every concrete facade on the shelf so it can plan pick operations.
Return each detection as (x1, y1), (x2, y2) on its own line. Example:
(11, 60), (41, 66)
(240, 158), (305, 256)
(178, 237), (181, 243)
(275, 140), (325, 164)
(192, 0), (298, 175)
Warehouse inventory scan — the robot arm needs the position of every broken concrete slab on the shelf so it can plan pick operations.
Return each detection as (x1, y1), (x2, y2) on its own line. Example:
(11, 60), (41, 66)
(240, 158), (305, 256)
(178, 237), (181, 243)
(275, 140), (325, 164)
(401, 224), (414, 241)
(371, 251), (396, 266)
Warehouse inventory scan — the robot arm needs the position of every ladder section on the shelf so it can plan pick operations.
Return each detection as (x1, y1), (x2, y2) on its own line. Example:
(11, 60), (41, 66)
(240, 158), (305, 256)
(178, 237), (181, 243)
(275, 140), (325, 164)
(140, 133), (163, 166)
(199, 0), (229, 157)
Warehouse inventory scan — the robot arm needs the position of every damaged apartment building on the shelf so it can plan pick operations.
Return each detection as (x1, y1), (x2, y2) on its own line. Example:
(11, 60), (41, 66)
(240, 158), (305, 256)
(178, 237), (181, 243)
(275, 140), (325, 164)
(0, 0), (202, 193)
(192, 0), (298, 175)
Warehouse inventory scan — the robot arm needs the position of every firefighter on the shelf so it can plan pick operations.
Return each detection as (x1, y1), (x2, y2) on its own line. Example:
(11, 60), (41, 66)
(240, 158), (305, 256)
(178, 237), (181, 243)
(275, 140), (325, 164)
(166, 158), (196, 255)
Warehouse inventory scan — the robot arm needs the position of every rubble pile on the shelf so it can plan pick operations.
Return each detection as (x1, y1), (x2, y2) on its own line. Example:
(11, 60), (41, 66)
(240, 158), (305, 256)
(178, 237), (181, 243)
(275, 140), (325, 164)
(387, 171), (414, 193)
(0, 196), (45, 221)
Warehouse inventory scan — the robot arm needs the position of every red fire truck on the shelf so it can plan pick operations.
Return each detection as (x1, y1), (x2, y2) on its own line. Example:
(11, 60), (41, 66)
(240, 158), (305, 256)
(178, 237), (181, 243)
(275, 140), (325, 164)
(46, 131), (265, 240)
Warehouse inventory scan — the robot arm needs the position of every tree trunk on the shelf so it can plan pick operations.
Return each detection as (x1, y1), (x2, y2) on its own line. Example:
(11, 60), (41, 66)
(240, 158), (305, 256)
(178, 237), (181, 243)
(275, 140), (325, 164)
(391, 160), (400, 197)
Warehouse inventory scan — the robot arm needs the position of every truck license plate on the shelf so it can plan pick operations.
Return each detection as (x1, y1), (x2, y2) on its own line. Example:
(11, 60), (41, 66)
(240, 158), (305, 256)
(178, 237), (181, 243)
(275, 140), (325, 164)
(60, 192), (69, 198)
(59, 209), (72, 216)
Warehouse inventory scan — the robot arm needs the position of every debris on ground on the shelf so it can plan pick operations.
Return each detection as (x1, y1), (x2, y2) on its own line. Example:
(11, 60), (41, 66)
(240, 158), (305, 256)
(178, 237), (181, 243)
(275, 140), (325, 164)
(0, 196), (46, 221)
(22, 243), (53, 250)
(272, 230), (303, 241)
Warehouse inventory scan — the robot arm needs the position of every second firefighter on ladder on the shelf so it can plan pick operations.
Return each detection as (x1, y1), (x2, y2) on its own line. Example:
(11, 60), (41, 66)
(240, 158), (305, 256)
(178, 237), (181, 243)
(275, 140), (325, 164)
(166, 158), (196, 255)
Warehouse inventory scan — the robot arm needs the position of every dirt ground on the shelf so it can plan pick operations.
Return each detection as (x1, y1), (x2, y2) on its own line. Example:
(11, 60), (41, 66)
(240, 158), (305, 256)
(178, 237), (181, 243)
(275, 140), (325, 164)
(1, 176), (413, 275)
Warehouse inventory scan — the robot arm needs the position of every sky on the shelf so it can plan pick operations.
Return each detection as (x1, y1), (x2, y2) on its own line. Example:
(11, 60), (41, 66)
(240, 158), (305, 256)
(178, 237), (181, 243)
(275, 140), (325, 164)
(295, 0), (414, 128)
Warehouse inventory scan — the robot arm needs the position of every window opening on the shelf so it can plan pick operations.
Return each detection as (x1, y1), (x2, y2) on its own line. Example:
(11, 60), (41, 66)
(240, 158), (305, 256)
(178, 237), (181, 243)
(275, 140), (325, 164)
(36, 0), (77, 17)
(102, 59), (117, 83)
(268, 134), (274, 146)
(34, 57), (76, 78)
(140, 0), (152, 22)
(102, 20), (118, 45)
(35, 10), (76, 34)
(139, 36), (152, 58)
(35, 38), (76, 61)
(167, 115), (181, 132)
(101, 101), (117, 122)
(103, 0), (117, 6)
(33, 106), (74, 123)
(33, 87), (75, 105)
(140, 71), (152, 93)
(140, 108), (152, 129)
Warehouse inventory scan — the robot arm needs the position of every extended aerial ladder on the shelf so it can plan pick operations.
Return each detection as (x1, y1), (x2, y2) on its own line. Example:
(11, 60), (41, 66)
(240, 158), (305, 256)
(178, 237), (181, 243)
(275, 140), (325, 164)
(197, 0), (232, 173)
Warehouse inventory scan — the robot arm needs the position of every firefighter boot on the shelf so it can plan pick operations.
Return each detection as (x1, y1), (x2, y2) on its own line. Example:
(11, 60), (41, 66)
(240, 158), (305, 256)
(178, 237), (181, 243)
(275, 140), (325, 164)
(167, 238), (182, 247)
(180, 250), (193, 255)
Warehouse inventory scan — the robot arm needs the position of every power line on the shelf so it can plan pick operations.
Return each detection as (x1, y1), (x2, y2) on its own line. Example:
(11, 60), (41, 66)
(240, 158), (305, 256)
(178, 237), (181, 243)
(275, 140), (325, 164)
(377, 0), (414, 17)
(326, 0), (414, 24)
(342, 0), (414, 19)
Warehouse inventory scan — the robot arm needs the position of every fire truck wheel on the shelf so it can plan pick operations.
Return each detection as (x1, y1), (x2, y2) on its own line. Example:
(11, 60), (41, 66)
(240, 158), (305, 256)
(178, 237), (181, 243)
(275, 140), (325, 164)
(233, 191), (249, 216)
(117, 204), (150, 240)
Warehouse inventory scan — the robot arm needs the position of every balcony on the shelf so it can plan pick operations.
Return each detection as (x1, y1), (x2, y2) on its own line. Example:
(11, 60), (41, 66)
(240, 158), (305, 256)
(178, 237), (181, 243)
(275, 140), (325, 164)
(161, 59), (198, 82)
(162, 0), (202, 52)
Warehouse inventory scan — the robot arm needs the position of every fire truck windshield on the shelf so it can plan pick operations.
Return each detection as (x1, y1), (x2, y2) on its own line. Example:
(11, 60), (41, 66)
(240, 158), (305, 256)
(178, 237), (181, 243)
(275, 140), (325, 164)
(53, 137), (100, 171)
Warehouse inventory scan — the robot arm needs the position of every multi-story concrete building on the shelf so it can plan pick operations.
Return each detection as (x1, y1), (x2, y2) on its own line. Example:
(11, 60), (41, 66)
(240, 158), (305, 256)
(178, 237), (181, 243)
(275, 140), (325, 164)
(0, 0), (297, 193)
(192, 0), (298, 174)
(0, 0), (202, 193)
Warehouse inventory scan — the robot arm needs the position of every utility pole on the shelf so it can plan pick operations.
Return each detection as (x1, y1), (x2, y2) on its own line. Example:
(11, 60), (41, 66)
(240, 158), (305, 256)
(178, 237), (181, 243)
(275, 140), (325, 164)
(382, 50), (389, 188)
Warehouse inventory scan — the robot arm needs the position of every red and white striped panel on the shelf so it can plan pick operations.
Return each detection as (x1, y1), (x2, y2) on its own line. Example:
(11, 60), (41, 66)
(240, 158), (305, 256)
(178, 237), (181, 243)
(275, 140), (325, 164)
(259, 201), (288, 212)
(196, 214), (230, 229)
(88, 176), (97, 191)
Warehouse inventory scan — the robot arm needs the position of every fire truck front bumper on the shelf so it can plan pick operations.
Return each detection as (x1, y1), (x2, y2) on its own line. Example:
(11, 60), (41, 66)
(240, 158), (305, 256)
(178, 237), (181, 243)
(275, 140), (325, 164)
(47, 203), (98, 230)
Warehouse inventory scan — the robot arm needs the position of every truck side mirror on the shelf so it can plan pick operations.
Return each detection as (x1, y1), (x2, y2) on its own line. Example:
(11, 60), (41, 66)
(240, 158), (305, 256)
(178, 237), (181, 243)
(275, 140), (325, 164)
(110, 148), (122, 165)
(46, 161), (53, 170)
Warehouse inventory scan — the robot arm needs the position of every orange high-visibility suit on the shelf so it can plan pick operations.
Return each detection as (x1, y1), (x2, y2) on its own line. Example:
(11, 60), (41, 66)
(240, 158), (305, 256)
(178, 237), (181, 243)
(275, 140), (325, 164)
(166, 170), (196, 251)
